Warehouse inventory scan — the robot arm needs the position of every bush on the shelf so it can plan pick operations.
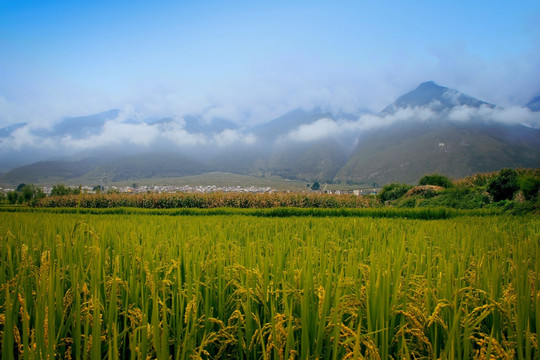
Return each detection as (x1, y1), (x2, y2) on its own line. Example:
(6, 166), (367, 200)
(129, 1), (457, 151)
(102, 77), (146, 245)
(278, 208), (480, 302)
(378, 183), (413, 202)
(500, 200), (537, 215)
(418, 174), (453, 188)
(395, 196), (418, 208)
(519, 175), (540, 201)
(417, 186), (490, 209)
(487, 168), (519, 202)
(405, 185), (444, 198)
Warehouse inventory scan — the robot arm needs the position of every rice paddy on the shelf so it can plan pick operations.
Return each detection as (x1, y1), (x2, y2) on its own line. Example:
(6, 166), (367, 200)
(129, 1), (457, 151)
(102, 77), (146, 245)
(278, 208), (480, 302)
(0, 211), (538, 359)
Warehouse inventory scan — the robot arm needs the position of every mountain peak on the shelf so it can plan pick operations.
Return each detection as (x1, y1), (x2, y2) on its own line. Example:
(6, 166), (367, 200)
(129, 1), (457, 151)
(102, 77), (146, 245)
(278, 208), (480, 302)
(417, 81), (443, 89)
(380, 81), (492, 115)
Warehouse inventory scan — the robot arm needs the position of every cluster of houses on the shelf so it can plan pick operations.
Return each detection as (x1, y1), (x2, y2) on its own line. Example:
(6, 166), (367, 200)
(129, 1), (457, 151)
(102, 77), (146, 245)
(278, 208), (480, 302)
(1, 184), (378, 197)
(120, 184), (276, 194)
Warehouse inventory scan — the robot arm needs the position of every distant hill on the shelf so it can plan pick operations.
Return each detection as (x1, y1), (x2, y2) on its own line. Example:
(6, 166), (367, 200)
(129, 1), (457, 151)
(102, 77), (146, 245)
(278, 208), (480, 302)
(0, 158), (104, 185)
(267, 138), (348, 181)
(0, 153), (208, 185)
(82, 153), (208, 183)
(336, 120), (540, 184)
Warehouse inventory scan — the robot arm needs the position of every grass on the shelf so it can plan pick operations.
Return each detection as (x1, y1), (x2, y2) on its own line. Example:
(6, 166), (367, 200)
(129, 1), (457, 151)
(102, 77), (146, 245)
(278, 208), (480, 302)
(0, 212), (537, 359)
(0, 205), (501, 219)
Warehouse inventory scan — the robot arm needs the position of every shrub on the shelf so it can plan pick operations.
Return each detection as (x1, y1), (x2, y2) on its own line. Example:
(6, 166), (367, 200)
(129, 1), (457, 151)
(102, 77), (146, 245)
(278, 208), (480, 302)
(395, 196), (418, 208)
(502, 200), (537, 215)
(418, 174), (453, 188)
(519, 175), (540, 201)
(417, 186), (490, 209)
(378, 183), (413, 202)
(405, 185), (444, 198)
(487, 168), (519, 202)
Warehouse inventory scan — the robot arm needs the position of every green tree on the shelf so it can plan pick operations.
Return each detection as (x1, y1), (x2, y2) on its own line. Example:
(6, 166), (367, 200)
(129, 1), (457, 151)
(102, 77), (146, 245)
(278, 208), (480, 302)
(7, 191), (17, 204)
(418, 174), (453, 188)
(487, 168), (519, 202)
(17, 184), (45, 205)
(311, 181), (320, 191)
(51, 184), (70, 196)
(51, 184), (82, 196)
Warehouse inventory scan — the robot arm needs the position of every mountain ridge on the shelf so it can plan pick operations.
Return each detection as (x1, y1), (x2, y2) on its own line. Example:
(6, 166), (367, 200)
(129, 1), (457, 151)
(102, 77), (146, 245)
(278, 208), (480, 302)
(1, 81), (539, 186)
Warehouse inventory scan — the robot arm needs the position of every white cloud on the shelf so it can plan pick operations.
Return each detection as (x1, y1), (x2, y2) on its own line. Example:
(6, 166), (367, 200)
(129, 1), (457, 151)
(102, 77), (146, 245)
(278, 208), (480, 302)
(448, 105), (540, 127)
(158, 118), (207, 146)
(212, 129), (257, 146)
(0, 125), (57, 150)
(286, 104), (540, 143)
(61, 120), (160, 149)
(286, 118), (358, 142)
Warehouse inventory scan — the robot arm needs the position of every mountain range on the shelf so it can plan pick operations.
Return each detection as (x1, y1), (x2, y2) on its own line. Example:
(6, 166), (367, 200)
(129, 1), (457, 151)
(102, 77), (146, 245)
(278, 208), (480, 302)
(1, 81), (539, 186)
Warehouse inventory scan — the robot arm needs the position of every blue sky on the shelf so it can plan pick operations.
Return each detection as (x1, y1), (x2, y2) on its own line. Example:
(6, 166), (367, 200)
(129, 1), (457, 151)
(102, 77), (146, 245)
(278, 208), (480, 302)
(1, 0), (539, 126)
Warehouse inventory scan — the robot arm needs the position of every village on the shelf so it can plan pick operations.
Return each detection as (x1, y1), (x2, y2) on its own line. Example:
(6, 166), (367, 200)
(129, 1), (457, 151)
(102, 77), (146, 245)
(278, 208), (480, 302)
(0, 183), (378, 198)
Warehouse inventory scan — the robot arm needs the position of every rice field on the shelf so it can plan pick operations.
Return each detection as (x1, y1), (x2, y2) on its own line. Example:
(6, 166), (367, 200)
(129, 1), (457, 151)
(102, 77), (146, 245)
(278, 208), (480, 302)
(0, 212), (538, 359)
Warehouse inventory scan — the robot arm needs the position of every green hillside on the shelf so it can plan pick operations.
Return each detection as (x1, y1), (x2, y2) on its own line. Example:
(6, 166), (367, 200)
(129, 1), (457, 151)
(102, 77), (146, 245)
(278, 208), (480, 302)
(268, 139), (347, 181)
(336, 120), (540, 184)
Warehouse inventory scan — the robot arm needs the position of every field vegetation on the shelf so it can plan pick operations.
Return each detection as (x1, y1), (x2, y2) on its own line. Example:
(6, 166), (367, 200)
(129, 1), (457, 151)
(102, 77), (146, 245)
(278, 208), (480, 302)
(3, 168), (539, 215)
(381, 168), (540, 214)
(34, 192), (378, 210)
(0, 212), (538, 359)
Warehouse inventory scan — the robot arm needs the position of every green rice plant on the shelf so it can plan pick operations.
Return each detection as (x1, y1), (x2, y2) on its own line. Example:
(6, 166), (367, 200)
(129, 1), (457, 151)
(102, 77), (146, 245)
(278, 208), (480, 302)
(0, 212), (537, 359)
(1, 204), (502, 219)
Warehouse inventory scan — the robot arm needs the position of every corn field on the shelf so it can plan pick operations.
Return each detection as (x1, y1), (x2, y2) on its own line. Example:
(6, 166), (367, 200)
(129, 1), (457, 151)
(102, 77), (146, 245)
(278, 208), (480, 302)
(35, 192), (378, 209)
(0, 212), (538, 359)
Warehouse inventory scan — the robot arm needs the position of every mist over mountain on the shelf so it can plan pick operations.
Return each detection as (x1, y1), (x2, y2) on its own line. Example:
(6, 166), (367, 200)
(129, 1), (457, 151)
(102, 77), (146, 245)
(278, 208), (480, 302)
(48, 109), (121, 139)
(335, 82), (539, 183)
(1, 81), (539, 186)
(527, 96), (540, 112)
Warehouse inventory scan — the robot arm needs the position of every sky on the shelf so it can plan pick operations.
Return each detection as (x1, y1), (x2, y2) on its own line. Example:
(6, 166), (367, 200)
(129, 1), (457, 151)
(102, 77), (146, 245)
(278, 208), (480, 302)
(1, 0), (540, 127)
